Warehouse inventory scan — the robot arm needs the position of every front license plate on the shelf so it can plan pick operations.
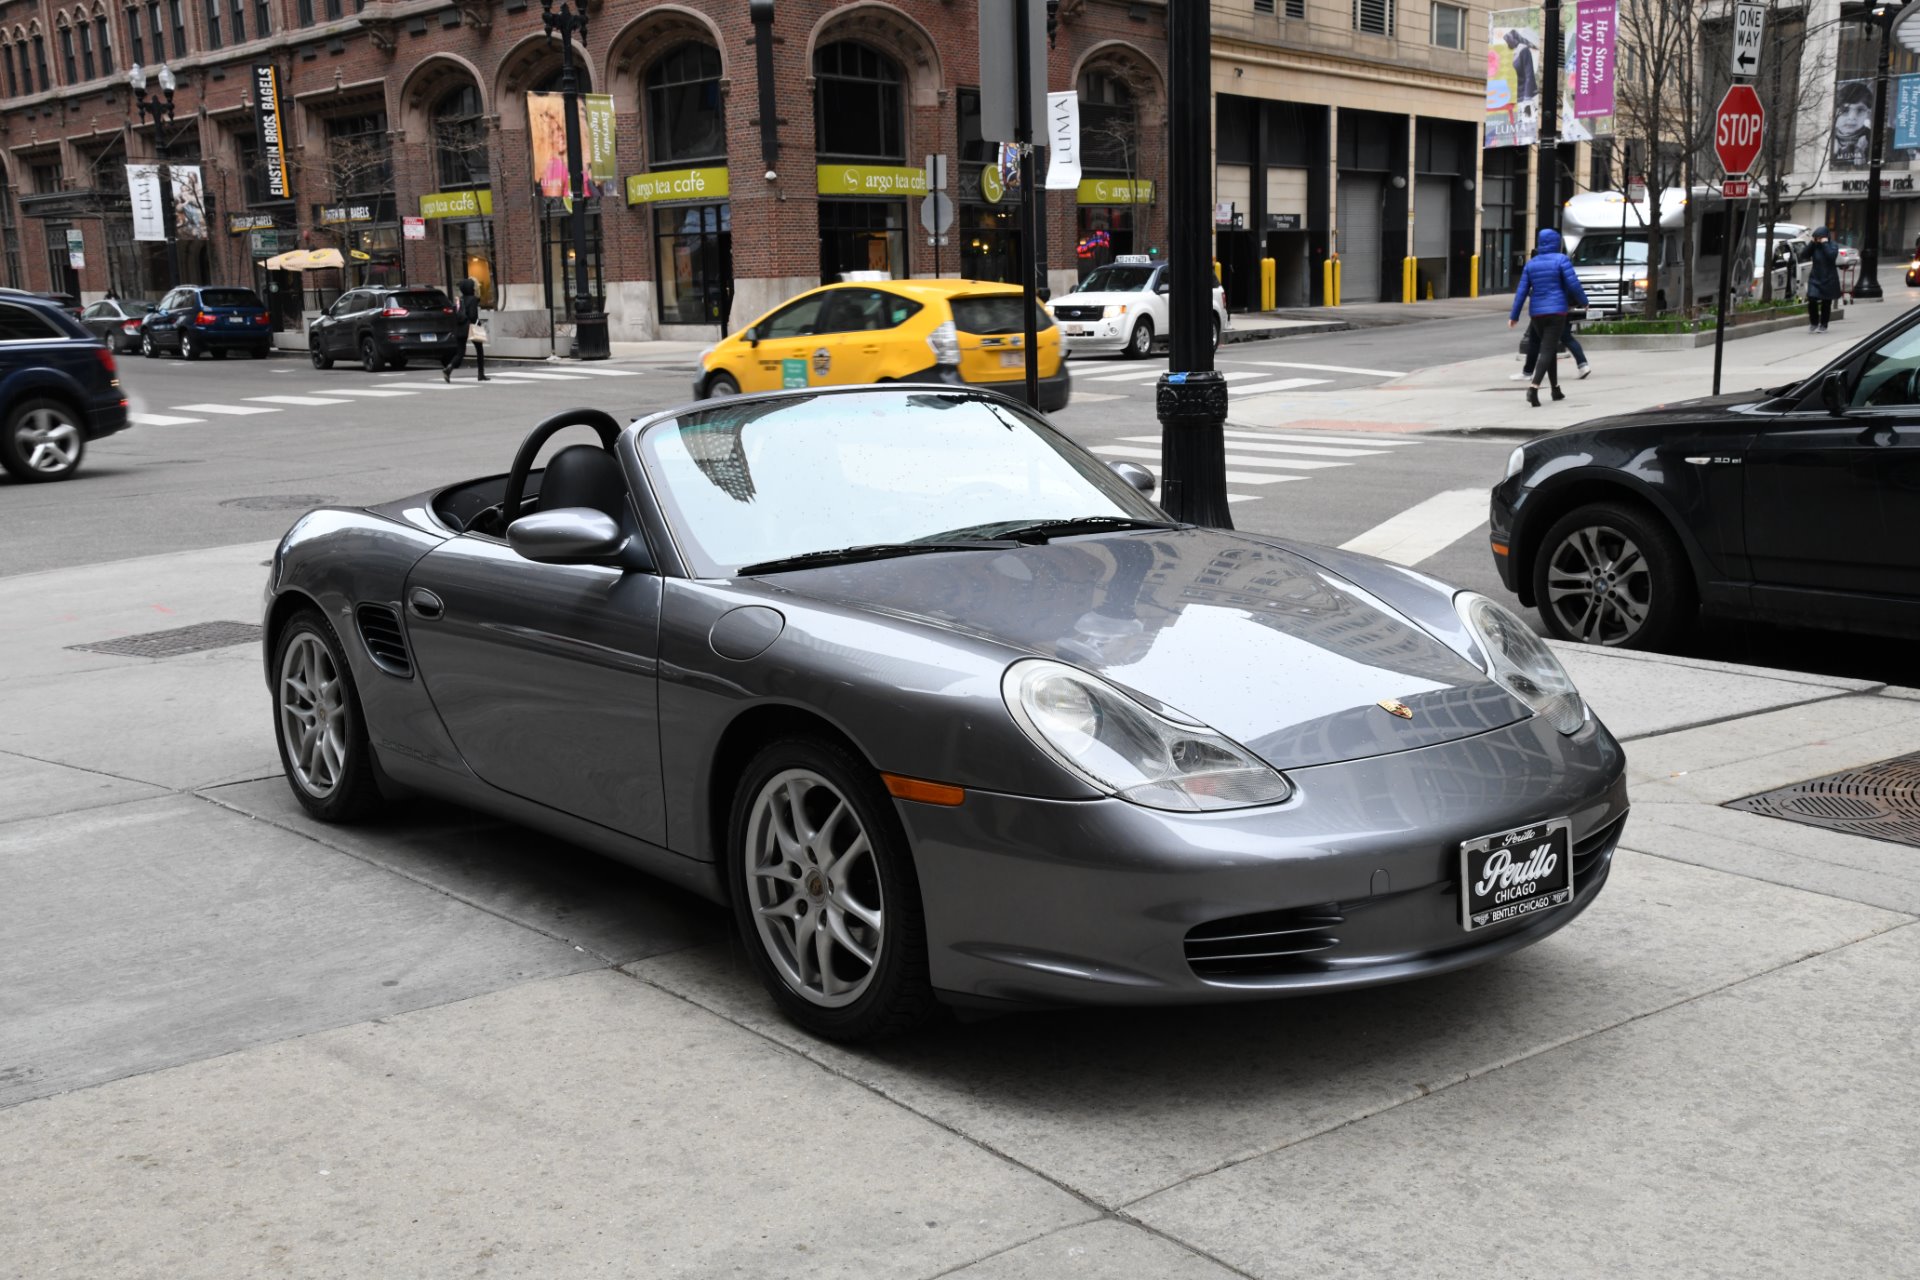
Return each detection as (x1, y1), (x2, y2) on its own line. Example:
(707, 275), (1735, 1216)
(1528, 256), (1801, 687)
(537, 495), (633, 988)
(1459, 818), (1573, 932)
(999, 351), (1024, 368)
(1064, 326), (1090, 336)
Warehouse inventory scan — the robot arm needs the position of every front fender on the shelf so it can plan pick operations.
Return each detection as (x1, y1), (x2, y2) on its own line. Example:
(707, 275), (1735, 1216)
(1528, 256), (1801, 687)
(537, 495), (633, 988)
(1508, 463), (1721, 609)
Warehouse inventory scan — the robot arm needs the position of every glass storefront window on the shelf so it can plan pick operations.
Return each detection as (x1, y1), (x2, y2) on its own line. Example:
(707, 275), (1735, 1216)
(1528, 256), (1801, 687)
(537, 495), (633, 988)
(441, 219), (495, 308)
(819, 200), (906, 281)
(654, 203), (732, 325)
(542, 199), (604, 330)
(959, 202), (1020, 283)
(1075, 206), (1134, 278)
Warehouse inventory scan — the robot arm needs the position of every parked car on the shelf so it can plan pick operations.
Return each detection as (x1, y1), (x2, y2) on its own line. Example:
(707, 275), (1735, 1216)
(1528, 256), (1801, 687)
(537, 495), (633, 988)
(1750, 224), (1811, 300)
(1491, 303), (1920, 650)
(694, 279), (1070, 411)
(80, 297), (159, 352)
(1048, 255), (1229, 357)
(0, 289), (130, 482)
(140, 285), (273, 359)
(265, 391), (1625, 1042)
(308, 285), (462, 372)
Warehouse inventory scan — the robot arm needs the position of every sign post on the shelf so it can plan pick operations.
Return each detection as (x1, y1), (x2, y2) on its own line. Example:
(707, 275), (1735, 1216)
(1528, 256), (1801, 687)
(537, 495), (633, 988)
(922, 154), (949, 278)
(1713, 84), (1765, 395)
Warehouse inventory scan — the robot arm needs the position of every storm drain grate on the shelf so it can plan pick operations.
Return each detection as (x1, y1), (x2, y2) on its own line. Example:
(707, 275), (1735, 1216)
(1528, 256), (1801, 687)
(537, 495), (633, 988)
(68, 621), (264, 658)
(1728, 752), (1920, 849)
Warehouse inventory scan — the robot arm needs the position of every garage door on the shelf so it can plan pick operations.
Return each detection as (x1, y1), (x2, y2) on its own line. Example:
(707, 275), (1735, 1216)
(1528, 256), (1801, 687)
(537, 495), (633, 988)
(1336, 174), (1383, 302)
(1414, 180), (1451, 258)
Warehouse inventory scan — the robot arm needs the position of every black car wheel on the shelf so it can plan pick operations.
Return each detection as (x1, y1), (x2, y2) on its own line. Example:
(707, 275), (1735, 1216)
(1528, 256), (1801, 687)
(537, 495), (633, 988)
(1533, 502), (1692, 650)
(0, 397), (87, 482)
(726, 734), (936, 1042)
(271, 609), (384, 823)
(360, 336), (384, 373)
(1127, 317), (1156, 358)
(1211, 315), (1222, 353)
(311, 344), (334, 370)
(141, 332), (157, 359)
(706, 372), (741, 399)
(179, 332), (201, 360)
(250, 346), (269, 360)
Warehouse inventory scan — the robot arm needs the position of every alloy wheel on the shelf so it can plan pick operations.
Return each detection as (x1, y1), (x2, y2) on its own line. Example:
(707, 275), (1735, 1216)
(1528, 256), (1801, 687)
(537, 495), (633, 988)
(1543, 524), (1651, 645)
(180, 333), (197, 359)
(141, 332), (155, 358)
(744, 768), (885, 1007)
(278, 631), (350, 799)
(13, 408), (82, 475)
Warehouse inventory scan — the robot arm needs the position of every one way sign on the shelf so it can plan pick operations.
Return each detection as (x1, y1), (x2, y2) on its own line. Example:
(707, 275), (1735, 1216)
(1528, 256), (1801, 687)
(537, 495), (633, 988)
(1732, 2), (1765, 78)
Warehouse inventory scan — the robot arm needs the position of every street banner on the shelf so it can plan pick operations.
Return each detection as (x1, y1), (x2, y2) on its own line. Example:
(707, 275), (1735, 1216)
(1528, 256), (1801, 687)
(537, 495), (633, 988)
(1044, 91), (1081, 190)
(171, 166), (209, 239)
(65, 228), (84, 269)
(1828, 78), (1917, 170)
(528, 92), (618, 201)
(1895, 74), (1920, 152)
(127, 164), (166, 241)
(252, 64), (290, 200)
(1570, 0), (1616, 119)
(1486, 9), (1543, 147)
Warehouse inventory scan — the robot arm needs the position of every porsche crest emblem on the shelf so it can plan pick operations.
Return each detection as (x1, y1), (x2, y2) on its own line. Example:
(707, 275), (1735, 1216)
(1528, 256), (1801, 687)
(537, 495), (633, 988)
(1377, 698), (1414, 720)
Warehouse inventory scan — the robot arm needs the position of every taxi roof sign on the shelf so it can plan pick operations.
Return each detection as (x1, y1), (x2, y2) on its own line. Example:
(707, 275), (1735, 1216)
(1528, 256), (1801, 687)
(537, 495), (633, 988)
(1115, 254), (1152, 264)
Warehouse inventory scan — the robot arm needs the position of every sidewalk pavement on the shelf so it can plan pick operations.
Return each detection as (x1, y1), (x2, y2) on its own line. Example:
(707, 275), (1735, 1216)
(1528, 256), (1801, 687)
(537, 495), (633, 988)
(1229, 301), (1879, 437)
(3, 543), (1918, 1277)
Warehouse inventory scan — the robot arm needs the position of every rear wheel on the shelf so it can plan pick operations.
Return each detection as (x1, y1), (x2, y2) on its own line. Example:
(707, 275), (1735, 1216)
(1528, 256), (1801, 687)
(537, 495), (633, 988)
(140, 332), (157, 358)
(310, 345), (334, 370)
(0, 397), (86, 482)
(1127, 316), (1155, 358)
(1532, 501), (1692, 650)
(179, 332), (201, 360)
(727, 735), (936, 1042)
(1211, 315), (1222, 353)
(360, 336), (384, 373)
(272, 609), (384, 822)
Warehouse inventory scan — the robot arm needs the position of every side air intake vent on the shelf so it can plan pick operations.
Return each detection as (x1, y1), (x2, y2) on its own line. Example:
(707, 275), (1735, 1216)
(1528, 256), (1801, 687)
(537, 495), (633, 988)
(355, 604), (412, 678)
(1185, 905), (1343, 978)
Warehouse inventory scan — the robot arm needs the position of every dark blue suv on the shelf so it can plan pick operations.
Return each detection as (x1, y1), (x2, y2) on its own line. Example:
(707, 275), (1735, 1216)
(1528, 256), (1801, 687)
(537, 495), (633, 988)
(139, 284), (273, 360)
(0, 288), (130, 482)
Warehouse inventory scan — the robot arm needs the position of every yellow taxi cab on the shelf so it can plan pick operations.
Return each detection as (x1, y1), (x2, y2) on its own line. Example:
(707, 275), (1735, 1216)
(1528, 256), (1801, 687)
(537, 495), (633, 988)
(692, 279), (1070, 411)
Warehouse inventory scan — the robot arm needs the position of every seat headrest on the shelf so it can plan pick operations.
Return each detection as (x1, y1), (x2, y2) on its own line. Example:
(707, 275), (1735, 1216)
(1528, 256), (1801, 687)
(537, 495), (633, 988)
(539, 444), (626, 523)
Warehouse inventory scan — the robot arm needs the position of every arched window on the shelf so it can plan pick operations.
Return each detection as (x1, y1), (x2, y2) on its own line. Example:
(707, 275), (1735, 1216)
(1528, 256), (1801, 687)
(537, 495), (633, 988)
(2, 39), (18, 97)
(814, 41), (902, 160)
(433, 84), (489, 189)
(644, 42), (723, 167)
(1078, 68), (1138, 175)
(57, 15), (76, 85)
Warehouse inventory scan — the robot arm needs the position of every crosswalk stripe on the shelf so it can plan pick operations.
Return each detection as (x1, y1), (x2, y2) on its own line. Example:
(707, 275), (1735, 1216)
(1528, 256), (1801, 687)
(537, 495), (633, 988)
(1097, 444), (1344, 471)
(1224, 471), (1307, 485)
(319, 388), (418, 397)
(488, 371), (589, 381)
(562, 366), (642, 376)
(247, 395), (352, 406)
(127, 412), (204, 426)
(384, 381), (479, 390)
(1250, 360), (1408, 378)
(1120, 434), (1380, 459)
(1338, 488), (1488, 566)
(171, 403), (279, 415)
(1088, 370), (1167, 383)
(1228, 494), (1256, 503)
(1229, 377), (1331, 397)
(1224, 428), (1424, 448)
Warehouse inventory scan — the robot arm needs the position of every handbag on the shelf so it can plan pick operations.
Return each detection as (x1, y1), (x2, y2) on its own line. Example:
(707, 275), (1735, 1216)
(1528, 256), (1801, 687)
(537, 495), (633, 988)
(471, 321), (489, 345)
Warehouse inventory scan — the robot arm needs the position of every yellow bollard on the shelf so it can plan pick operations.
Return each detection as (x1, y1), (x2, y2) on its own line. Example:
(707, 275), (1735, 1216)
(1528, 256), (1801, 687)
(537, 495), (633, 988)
(1469, 255), (1480, 298)
(1322, 258), (1336, 306)
(1260, 257), (1276, 311)
(1333, 259), (1342, 307)
(1403, 257), (1418, 303)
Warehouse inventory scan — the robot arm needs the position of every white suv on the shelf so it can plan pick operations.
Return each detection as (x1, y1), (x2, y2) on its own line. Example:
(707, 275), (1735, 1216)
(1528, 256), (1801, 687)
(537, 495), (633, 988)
(1048, 256), (1229, 358)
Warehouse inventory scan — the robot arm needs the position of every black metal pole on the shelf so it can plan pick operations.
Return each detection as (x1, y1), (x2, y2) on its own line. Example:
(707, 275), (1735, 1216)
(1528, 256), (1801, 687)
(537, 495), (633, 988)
(1858, 7), (1893, 299)
(750, 1), (779, 174)
(1537, 0), (1561, 233)
(1712, 197), (1741, 394)
(136, 87), (181, 290)
(545, 0), (609, 357)
(1015, 0), (1040, 407)
(1156, 0), (1230, 527)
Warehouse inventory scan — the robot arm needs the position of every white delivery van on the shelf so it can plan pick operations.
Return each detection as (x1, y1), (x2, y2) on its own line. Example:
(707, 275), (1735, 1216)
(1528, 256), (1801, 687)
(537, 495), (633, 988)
(1560, 188), (1751, 316)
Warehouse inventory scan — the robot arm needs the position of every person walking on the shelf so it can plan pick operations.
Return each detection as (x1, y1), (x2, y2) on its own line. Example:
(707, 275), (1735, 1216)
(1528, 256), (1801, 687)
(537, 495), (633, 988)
(1512, 321), (1592, 381)
(1806, 227), (1840, 334)
(442, 277), (488, 382)
(1508, 227), (1588, 407)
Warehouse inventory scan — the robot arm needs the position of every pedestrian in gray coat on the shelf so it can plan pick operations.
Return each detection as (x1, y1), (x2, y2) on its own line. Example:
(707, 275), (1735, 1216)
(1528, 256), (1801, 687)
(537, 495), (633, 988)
(1806, 227), (1841, 333)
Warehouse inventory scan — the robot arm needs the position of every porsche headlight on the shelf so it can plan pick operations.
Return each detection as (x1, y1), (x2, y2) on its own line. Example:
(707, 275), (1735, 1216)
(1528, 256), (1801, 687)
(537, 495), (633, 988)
(1505, 446), (1527, 480)
(1454, 592), (1585, 734)
(1002, 659), (1293, 811)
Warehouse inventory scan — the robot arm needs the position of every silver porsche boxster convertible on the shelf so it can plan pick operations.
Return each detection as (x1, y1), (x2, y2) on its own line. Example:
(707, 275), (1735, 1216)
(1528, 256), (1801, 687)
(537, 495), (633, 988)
(265, 388), (1628, 1041)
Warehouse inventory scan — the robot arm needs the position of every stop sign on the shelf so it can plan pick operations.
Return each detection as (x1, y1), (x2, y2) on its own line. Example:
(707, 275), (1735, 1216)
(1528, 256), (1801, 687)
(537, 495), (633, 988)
(1715, 84), (1765, 177)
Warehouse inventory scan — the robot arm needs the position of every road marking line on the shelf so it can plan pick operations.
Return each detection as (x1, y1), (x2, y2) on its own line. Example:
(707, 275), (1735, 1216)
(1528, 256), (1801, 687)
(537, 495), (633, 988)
(127, 412), (205, 425)
(1224, 470), (1307, 485)
(561, 367), (642, 376)
(382, 381), (479, 390)
(246, 395), (353, 406)
(1228, 493), (1257, 503)
(488, 371), (589, 381)
(1225, 428), (1424, 448)
(1122, 434), (1380, 459)
(1229, 377), (1332, 396)
(1097, 444), (1344, 471)
(1069, 391), (1128, 403)
(171, 403), (279, 415)
(1338, 488), (1488, 566)
(1251, 360), (1408, 377)
(1088, 370), (1169, 382)
(321, 388), (418, 397)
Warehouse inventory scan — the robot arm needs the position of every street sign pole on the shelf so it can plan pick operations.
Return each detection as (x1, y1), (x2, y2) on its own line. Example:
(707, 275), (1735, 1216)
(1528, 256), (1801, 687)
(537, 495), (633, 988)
(1713, 184), (1744, 396)
(1014, 0), (1041, 408)
(1713, 77), (1765, 394)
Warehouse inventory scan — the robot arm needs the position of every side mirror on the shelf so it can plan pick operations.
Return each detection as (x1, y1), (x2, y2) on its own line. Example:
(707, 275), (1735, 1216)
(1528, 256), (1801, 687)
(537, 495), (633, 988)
(507, 507), (629, 566)
(1821, 371), (1849, 418)
(1154, 282), (1170, 295)
(746, 326), (760, 347)
(1108, 459), (1156, 496)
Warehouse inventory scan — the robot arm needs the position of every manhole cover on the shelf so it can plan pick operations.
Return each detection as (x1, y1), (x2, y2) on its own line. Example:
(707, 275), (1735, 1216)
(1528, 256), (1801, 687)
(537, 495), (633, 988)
(221, 494), (335, 511)
(1728, 752), (1920, 849)
(68, 621), (263, 658)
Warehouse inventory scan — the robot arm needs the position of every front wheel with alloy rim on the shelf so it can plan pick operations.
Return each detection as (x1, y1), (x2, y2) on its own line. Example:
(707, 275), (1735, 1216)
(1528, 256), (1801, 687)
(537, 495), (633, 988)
(727, 736), (936, 1042)
(360, 336), (385, 372)
(179, 332), (200, 360)
(311, 345), (334, 370)
(271, 609), (384, 822)
(141, 332), (157, 358)
(0, 398), (86, 481)
(1532, 501), (1693, 650)
(1127, 316), (1156, 358)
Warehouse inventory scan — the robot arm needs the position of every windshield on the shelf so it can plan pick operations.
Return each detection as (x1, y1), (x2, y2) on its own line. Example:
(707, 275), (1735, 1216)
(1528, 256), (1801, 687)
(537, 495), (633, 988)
(1076, 265), (1155, 293)
(1569, 235), (1649, 267)
(638, 391), (1166, 577)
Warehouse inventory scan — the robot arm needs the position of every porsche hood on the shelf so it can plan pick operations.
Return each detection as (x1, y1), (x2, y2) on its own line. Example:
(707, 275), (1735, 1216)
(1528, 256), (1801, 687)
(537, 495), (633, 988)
(765, 528), (1531, 770)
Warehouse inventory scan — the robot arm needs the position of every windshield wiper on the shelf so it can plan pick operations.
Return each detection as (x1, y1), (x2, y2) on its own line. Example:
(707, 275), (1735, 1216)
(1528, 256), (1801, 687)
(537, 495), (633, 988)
(987, 515), (1184, 544)
(736, 540), (1017, 576)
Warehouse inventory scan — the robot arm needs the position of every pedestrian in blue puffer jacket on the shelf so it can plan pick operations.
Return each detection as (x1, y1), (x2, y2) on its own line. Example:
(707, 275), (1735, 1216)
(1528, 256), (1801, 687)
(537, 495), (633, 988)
(1509, 227), (1589, 407)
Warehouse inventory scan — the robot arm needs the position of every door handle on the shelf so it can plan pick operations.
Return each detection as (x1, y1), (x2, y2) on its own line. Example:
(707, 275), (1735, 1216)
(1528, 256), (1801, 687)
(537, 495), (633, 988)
(407, 587), (444, 620)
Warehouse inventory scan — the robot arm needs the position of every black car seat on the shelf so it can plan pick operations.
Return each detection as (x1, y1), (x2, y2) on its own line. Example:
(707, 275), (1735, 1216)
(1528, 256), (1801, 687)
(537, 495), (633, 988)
(537, 444), (627, 523)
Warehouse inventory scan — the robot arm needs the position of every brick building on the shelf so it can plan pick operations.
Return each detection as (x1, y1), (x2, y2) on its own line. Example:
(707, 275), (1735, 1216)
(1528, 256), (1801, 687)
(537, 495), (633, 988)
(0, 0), (1168, 344)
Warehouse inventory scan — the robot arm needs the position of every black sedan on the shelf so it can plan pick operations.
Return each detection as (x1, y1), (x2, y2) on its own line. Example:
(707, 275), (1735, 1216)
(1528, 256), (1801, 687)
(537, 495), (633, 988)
(1492, 305), (1920, 649)
(80, 297), (158, 352)
(309, 285), (461, 372)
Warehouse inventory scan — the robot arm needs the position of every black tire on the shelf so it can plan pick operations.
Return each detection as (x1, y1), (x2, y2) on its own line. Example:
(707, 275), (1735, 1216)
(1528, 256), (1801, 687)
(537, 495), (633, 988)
(141, 331), (157, 359)
(1211, 315), (1222, 353)
(0, 396), (87, 482)
(706, 372), (741, 399)
(270, 608), (384, 823)
(179, 331), (201, 360)
(250, 346), (269, 359)
(1532, 501), (1693, 650)
(725, 735), (937, 1043)
(1126, 316), (1155, 358)
(360, 336), (385, 373)
(311, 345), (334, 370)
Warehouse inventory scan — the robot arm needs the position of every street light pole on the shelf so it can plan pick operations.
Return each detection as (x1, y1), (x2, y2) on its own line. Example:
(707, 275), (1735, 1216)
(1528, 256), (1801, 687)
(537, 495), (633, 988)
(1855, 1), (1902, 300)
(1155, 0), (1231, 528)
(540, 0), (610, 358)
(129, 63), (181, 292)
(1536, 0), (1562, 233)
